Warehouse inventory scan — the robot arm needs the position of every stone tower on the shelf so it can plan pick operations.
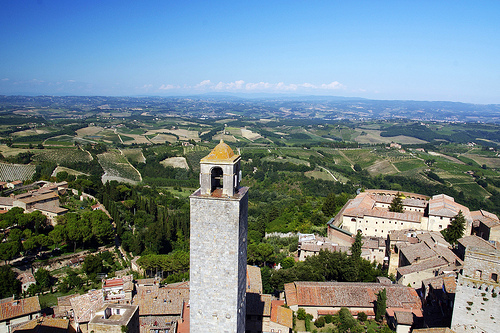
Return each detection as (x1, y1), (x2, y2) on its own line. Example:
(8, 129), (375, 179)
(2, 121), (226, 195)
(189, 140), (248, 333)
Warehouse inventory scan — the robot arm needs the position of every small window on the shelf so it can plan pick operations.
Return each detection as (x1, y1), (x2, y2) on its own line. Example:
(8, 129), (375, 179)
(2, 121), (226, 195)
(492, 273), (498, 282)
(440, 216), (443, 220)
(439, 225), (442, 229)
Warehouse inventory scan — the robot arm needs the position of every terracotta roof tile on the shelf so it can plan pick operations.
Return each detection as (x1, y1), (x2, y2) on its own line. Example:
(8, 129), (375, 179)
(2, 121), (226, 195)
(13, 317), (70, 332)
(0, 296), (41, 321)
(247, 265), (263, 293)
(284, 282), (421, 311)
(397, 257), (450, 275)
(133, 283), (189, 316)
(270, 300), (293, 328)
(458, 235), (495, 250)
(70, 289), (104, 323)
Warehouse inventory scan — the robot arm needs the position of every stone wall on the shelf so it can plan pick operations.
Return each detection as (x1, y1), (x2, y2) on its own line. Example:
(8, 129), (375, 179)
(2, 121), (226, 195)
(189, 187), (248, 333)
(451, 247), (500, 333)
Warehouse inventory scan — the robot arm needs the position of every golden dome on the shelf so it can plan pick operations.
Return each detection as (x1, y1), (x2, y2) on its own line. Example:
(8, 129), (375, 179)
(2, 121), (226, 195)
(203, 140), (236, 160)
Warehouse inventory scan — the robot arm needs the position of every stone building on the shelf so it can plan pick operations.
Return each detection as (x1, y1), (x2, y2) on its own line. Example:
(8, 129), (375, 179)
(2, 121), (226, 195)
(451, 246), (500, 333)
(396, 232), (461, 287)
(472, 209), (500, 245)
(189, 140), (248, 333)
(88, 304), (139, 333)
(284, 281), (422, 323)
(0, 296), (41, 333)
(334, 190), (474, 239)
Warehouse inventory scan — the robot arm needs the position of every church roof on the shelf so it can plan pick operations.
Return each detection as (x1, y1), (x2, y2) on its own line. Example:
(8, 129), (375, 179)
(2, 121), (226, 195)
(200, 140), (239, 163)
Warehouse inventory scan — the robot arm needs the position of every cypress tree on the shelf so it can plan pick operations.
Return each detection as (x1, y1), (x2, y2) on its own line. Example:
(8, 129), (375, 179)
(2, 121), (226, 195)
(375, 288), (387, 322)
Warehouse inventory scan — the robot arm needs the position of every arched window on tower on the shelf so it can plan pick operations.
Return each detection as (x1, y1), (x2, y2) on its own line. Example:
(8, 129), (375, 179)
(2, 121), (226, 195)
(211, 167), (223, 193)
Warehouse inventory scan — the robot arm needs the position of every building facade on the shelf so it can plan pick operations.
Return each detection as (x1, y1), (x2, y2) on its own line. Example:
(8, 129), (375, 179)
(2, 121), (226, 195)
(451, 246), (500, 333)
(333, 190), (475, 239)
(189, 141), (248, 333)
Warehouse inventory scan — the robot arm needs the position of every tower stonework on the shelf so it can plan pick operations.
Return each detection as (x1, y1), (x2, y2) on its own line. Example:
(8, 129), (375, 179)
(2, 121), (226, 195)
(190, 140), (248, 333)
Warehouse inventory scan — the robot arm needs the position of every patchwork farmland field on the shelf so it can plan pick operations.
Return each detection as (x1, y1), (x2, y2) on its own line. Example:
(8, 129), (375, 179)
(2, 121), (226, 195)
(33, 148), (93, 164)
(122, 148), (146, 163)
(0, 162), (36, 181)
(98, 151), (142, 184)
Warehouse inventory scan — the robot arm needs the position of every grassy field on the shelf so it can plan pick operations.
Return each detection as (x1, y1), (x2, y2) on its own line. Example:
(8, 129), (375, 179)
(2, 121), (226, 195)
(98, 151), (142, 183)
(462, 153), (500, 169)
(122, 148), (146, 163)
(341, 149), (380, 168)
(367, 160), (398, 175)
(354, 129), (428, 144)
(160, 156), (189, 169)
(33, 148), (93, 164)
(51, 166), (87, 177)
(393, 159), (426, 172)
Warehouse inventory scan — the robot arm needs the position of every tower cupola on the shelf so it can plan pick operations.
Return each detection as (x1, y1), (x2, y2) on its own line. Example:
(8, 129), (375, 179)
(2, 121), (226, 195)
(199, 140), (241, 197)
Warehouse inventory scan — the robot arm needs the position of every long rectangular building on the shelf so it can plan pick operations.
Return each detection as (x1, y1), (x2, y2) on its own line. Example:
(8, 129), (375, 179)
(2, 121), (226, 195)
(332, 190), (476, 239)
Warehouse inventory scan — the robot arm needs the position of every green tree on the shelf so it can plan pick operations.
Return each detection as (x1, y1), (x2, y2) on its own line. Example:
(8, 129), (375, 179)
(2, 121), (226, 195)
(442, 210), (466, 245)
(49, 224), (67, 247)
(0, 265), (21, 298)
(281, 257), (295, 269)
(314, 316), (325, 328)
(59, 270), (83, 292)
(350, 230), (363, 260)
(83, 254), (104, 280)
(87, 210), (114, 245)
(261, 266), (273, 294)
(375, 288), (387, 322)
(357, 311), (367, 322)
(34, 268), (53, 290)
(296, 308), (307, 320)
(322, 193), (337, 217)
(0, 241), (22, 262)
(388, 193), (404, 213)
(338, 307), (362, 333)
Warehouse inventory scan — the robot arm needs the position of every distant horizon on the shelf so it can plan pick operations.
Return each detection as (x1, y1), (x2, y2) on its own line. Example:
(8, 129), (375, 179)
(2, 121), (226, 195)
(2, 92), (499, 106)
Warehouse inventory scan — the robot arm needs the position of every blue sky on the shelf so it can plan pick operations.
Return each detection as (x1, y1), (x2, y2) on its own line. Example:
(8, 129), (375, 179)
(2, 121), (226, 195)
(1, 1), (499, 104)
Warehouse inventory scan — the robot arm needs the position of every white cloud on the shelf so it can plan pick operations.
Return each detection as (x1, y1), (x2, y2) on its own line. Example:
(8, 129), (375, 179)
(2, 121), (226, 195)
(157, 80), (346, 94)
(159, 84), (179, 90)
(320, 81), (344, 90)
(1, 78), (9, 81)
(195, 80), (212, 88)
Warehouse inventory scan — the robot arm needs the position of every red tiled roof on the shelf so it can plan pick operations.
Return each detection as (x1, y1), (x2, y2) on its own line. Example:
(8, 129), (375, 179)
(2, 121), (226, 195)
(133, 283), (189, 316)
(247, 265), (263, 294)
(284, 282), (422, 311)
(177, 302), (190, 333)
(270, 300), (293, 328)
(12, 317), (70, 332)
(103, 278), (124, 288)
(397, 257), (450, 276)
(70, 289), (104, 323)
(16, 272), (36, 285)
(0, 296), (41, 321)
